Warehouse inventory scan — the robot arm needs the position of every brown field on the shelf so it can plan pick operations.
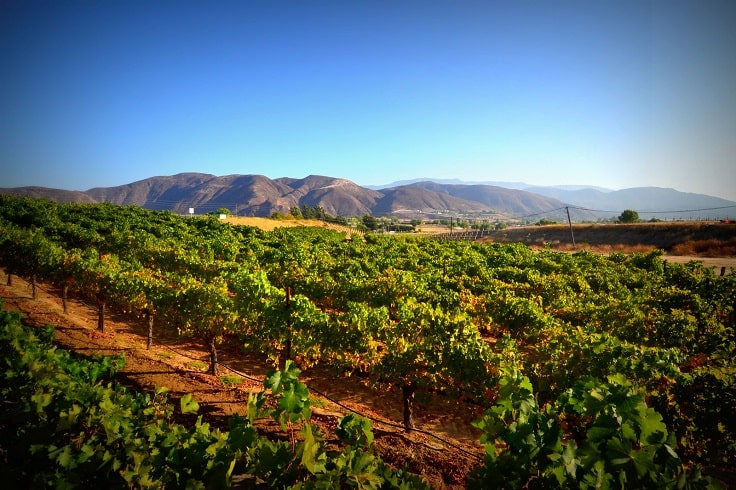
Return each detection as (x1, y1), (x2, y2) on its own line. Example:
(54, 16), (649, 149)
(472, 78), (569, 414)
(224, 216), (360, 236)
(476, 222), (736, 273)
(477, 222), (736, 254)
(414, 223), (454, 234)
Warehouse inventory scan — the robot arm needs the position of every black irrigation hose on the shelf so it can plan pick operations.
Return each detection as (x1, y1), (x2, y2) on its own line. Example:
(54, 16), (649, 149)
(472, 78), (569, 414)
(150, 340), (483, 462)
(157, 342), (265, 385)
(303, 379), (484, 462)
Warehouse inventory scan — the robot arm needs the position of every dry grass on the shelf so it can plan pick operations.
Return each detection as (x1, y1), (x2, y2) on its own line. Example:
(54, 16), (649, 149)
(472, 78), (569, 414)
(537, 242), (656, 254)
(225, 216), (312, 231)
(670, 237), (736, 257)
(224, 216), (359, 236)
(415, 223), (452, 234)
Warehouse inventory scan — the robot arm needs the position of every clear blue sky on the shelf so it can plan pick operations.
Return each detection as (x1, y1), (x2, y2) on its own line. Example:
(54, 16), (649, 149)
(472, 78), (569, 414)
(2, 0), (735, 200)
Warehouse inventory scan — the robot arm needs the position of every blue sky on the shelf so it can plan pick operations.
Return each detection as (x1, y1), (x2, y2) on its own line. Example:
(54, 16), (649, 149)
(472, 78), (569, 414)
(2, 0), (735, 200)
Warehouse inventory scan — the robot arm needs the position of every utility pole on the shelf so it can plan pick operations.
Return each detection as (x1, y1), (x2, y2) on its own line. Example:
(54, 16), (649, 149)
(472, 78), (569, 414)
(566, 206), (576, 248)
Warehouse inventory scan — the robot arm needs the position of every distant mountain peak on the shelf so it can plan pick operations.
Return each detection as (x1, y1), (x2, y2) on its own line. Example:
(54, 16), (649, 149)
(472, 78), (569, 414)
(368, 178), (528, 190)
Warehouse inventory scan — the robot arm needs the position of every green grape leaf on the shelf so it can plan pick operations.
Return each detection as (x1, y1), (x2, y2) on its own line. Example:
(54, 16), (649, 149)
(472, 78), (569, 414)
(606, 437), (632, 467)
(300, 424), (327, 474)
(630, 445), (657, 477)
(639, 408), (668, 444)
(180, 393), (199, 414)
(265, 369), (283, 393)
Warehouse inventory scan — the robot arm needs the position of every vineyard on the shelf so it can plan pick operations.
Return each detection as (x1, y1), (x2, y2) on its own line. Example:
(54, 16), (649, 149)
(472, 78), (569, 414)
(0, 195), (734, 488)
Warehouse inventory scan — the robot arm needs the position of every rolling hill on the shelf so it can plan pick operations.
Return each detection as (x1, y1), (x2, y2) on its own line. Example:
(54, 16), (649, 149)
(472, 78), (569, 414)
(2, 173), (735, 221)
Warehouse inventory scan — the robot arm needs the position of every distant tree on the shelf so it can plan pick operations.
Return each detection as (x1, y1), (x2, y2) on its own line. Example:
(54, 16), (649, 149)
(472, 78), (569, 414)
(618, 209), (639, 223)
(216, 208), (231, 216)
(536, 218), (558, 226)
(290, 206), (303, 219)
(301, 204), (315, 219)
(362, 215), (379, 231)
(329, 215), (348, 226)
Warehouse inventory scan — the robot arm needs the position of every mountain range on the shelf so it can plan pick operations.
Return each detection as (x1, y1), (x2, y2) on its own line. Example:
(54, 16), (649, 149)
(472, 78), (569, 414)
(2, 173), (735, 222)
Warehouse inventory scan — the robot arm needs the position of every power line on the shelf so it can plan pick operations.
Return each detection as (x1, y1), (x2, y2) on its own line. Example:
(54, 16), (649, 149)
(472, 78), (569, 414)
(568, 204), (736, 215)
(513, 206), (568, 220)
(491, 203), (736, 222)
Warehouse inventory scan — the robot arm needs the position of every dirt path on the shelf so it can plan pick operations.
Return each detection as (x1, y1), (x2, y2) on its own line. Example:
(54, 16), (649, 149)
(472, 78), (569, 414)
(0, 270), (482, 488)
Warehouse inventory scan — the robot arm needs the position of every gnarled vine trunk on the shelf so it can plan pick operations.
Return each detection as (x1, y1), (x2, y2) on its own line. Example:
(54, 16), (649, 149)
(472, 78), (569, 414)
(209, 336), (218, 376)
(147, 312), (154, 350)
(97, 295), (105, 332)
(62, 284), (68, 314)
(402, 381), (417, 430)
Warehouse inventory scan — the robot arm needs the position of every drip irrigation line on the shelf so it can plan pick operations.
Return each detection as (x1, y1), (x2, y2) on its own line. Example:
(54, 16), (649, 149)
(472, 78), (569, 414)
(156, 342), (265, 385)
(161, 340), (485, 463)
(214, 356), (266, 384)
(132, 333), (483, 462)
(303, 381), (484, 462)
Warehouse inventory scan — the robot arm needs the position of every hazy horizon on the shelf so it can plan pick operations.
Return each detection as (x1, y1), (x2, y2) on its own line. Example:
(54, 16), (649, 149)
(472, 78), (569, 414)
(2, 1), (735, 200)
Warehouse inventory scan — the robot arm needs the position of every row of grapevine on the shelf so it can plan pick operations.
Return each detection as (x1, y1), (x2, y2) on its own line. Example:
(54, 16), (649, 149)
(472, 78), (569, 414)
(1, 195), (734, 483)
(0, 304), (429, 488)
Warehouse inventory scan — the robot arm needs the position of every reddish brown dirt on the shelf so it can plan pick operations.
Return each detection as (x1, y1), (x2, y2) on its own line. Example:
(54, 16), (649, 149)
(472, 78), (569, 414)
(0, 270), (483, 489)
